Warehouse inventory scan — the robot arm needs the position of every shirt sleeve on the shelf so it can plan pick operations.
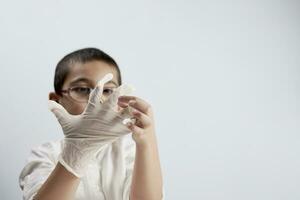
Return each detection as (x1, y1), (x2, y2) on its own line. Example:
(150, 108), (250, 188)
(19, 141), (60, 200)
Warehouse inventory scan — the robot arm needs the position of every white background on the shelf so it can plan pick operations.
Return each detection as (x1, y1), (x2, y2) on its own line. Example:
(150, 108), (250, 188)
(0, 0), (299, 199)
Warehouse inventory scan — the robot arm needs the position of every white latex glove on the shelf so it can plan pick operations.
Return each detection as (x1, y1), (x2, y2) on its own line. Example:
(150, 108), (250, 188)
(48, 73), (135, 177)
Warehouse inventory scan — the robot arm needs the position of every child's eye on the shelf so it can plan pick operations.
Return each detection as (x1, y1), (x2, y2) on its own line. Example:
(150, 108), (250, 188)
(72, 87), (92, 95)
(103, 88), (114, 95)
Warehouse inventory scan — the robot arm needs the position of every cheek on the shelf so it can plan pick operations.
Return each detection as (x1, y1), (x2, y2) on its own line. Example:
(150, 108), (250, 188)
(70, 104), (87, 115)
(101, 94), (109, 102)
(61, 99), (87, 115)
(102, 94), (120, 111)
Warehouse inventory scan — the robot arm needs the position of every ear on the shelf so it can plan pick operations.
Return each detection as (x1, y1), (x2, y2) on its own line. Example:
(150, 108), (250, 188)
(49, 92), (60, 103)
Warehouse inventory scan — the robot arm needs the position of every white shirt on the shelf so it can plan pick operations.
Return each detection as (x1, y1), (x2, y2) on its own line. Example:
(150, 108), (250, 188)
(19, 134), (136, 200)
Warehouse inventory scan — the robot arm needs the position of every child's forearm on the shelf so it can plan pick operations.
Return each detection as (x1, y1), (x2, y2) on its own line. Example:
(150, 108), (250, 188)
(34, 162), (80, 200)
(130, 137), (163, 200)
(118, 95), (164, 200)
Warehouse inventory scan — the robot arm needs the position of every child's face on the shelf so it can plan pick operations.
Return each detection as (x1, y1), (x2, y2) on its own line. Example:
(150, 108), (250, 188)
(49, 60), (119, 115)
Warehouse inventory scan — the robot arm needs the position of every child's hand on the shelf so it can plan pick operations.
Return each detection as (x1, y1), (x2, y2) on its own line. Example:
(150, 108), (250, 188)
(118, 96), (157, 146)
(48, 74), (134, 177)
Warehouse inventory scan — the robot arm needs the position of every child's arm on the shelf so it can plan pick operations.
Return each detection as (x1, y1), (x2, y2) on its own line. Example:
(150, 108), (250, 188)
(19, 141), (80, 200)
(131, 135), (163, 200)
(34, 163), (80, 200)
(118, 96), (164, 200)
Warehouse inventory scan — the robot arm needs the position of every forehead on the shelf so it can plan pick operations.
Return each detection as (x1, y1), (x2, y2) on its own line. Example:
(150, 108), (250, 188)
(63, 60), (119, 87)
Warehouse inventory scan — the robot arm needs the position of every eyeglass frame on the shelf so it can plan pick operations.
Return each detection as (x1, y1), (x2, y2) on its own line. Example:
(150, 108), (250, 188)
(60, 86), (116, 103)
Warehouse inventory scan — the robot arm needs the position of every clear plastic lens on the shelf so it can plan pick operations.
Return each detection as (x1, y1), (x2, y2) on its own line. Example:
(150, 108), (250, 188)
(70, 87), (92, 102)
(69, 87), (116, 102)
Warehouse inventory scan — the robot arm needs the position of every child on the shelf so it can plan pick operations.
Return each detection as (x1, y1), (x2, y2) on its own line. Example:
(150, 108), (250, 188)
(19, 48), (163, 200)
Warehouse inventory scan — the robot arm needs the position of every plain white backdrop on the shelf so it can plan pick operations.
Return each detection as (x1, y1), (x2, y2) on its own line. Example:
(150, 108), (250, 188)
(0, 0), (299, 199)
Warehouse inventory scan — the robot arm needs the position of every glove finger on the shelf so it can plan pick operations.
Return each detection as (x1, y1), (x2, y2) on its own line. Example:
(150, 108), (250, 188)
(118, 106), (137, 127)
(118, 84), (135, 96)
(104, 84), (135, 110)
(105, 88), (121, 108)
(48, 100), (70, 126)
(89, 73), (113, 106)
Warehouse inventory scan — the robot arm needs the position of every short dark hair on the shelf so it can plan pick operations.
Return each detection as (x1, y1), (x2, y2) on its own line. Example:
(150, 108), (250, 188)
(54, 47), (122, 95)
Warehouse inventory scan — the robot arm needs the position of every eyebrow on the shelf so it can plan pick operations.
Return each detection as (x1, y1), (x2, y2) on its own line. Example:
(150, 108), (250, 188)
(69, 77), (118, 86)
